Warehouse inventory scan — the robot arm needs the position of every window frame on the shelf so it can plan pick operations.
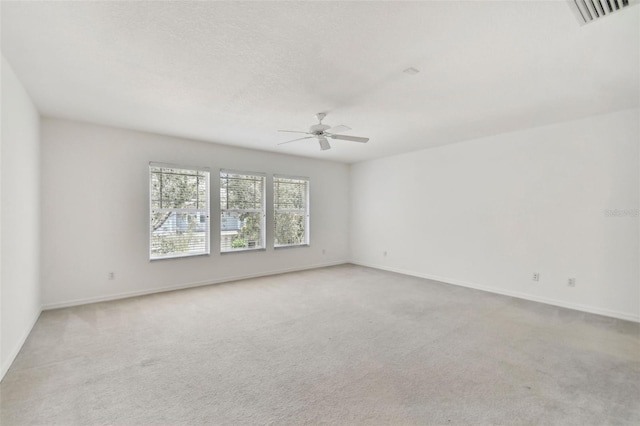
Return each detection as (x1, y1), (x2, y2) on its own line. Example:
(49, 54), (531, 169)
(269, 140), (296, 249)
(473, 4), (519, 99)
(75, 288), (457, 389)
(273, 174), (310, 248)
(220, 169), (267, 253)
(149, 162), (211, 261)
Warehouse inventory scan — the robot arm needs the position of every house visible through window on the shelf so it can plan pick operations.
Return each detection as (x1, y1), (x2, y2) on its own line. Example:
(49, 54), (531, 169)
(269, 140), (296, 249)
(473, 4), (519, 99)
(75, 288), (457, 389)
(149, 163), (210, 259)
(274, 175), (309, 247)
(220, 170), (265, 252)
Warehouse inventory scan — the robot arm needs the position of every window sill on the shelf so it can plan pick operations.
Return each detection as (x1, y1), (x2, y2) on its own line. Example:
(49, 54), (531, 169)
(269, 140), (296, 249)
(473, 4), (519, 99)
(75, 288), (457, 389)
(221, 247), (266, 254)
(274, 244), (310, 250)
(150, 252), (210, 261)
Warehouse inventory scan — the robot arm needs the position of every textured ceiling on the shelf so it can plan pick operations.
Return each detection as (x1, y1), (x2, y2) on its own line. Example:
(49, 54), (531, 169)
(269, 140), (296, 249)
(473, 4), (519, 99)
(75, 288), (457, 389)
(2, 1), (638, 163)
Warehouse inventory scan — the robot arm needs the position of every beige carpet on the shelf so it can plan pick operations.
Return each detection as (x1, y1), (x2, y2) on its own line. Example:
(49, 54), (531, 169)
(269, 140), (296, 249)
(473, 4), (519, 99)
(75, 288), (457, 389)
(1, 264), (639, 425)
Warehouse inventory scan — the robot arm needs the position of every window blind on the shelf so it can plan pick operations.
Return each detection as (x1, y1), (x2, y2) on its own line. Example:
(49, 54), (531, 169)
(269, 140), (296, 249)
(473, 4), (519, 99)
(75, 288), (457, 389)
(149, 165), (210, 259)
(220, 170), (266, 251)
(274, 176), (309, 247)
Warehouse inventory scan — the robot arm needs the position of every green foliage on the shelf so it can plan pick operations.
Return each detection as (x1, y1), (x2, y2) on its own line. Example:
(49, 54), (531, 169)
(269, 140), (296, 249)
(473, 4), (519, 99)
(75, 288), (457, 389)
(275, 212), (305, 245)
(220, 173), (263, 210)
(221, 173), (264, 249)
(155, 234), (180, 254)
(274, 179), (306, 210)
(231, 238), (247, 248)
(151, 213), (206, 256)
(239, 213), (261, 246)
(274, 177), (307, 246)
(151, 230), (205, 256)
(151, 167), (207, 231)
(150, 167), (208, 256)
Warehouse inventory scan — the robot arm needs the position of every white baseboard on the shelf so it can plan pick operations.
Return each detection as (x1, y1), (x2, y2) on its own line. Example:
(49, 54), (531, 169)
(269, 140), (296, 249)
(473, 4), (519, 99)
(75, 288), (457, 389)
(350, 261), (640, 323)
(1, 309), (42, 382)
(42, 261), (349, 310)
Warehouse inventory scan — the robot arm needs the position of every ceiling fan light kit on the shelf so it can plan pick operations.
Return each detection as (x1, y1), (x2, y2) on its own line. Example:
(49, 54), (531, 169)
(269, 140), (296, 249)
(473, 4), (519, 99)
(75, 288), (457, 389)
(278, 113), (370, 151)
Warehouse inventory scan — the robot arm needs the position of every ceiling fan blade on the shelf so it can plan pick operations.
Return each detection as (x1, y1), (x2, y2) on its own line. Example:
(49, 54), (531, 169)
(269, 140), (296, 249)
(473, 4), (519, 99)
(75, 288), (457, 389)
(327, 125), (351, 134)
(278, 136), (313, 145)
(318, 137), (331, 151)
(278, 130), (309, 134)
(329, 134), (369, 143)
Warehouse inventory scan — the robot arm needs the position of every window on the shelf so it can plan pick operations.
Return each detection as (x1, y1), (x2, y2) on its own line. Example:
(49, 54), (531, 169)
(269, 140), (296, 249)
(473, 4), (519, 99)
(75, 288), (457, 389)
(220, 170), (265, 252)
(149, 164), (210, 260)
(274, 175), (309, 247)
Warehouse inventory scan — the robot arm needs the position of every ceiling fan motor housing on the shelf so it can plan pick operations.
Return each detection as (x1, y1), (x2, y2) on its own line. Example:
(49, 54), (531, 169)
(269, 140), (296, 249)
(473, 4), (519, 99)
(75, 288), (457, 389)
(310, 123), (330, 134)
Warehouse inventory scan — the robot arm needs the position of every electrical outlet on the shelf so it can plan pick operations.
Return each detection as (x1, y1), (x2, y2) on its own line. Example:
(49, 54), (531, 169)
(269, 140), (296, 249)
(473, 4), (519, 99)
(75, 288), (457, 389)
(532, 272), (539, 282)
(108, 272), (115, 280)
(568, 278), (576, 287)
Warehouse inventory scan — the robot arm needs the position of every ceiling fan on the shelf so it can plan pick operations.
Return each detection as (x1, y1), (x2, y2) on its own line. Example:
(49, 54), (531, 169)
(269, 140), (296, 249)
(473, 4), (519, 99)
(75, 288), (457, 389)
(278, 113), (369, 151)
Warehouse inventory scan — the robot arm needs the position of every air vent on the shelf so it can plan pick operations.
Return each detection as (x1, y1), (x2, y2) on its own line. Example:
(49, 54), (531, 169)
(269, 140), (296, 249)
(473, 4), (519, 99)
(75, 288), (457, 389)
(568, 0), (638, 25)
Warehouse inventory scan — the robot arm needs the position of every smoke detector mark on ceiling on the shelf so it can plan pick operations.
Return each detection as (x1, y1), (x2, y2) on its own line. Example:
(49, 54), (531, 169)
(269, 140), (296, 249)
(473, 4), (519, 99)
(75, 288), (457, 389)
(403, 67), (420, 75)
(568, 0), (637, 25)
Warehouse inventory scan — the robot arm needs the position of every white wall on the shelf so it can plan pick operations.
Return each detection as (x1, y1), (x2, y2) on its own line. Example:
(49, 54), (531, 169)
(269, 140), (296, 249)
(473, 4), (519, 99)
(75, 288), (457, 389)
(1, 56), (41, 379)
(41, 118), (350, 308)
(350, 109), (640, 321)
